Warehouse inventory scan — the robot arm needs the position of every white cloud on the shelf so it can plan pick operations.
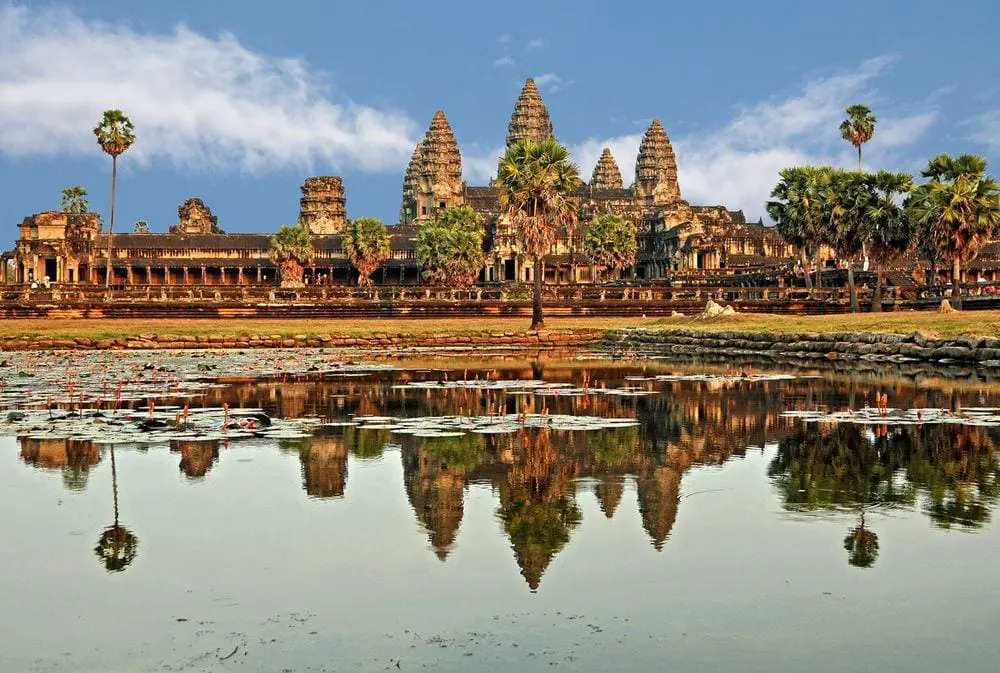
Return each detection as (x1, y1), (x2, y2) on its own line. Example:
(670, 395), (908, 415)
(497, 33), (512, 44)
(526, 39), (545, 50)
(967, 110), (1000, 152)
(0, 5), (418, 172)
(533, 73), (572, 93)
(567, 55), (939, 221)
(493, 55), (515, 68)
(462, 144), (505, 183)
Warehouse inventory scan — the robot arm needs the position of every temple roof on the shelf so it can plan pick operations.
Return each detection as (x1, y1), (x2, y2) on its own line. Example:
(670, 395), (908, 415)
(635, 119), (681, 201)
(590, 148), (624, 190)
(505, 78), (554, 147)
(418, 111), (462, 184)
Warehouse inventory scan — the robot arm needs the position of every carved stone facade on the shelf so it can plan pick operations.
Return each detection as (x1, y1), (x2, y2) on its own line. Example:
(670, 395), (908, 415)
(171, 198), (221, 235)
(298, 176), (347, 235)
(7, 79), (808, 288)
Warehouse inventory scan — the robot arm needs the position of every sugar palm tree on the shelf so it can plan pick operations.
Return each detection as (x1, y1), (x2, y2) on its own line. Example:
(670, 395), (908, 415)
(95, 447), (138, 572)
(497, 139), (582, 329)
(269, 223), (315, 287)
(767, 167), (829, 288)
(343, 217), (391, 287)
(907, 154), (1000, 310)
(822, 169), (866, 312)
(60, 186), (90, 213)
(94, 110), (136, 288)
(840, 104), (876, 172)
(584, 213), (638, 282)
(863, 171), (915, 311)
(132, 219), (150, 234)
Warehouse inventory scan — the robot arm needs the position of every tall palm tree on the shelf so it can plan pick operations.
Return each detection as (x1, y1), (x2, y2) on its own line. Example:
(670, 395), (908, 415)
(343, 217), (391, 287)
(496, 139), (582, 330)
(93, 110), (136, 288)
(839, 104), (877, 172)
(863, 171), (915, 312)
(907, 154), (1000, 310)
(95, 447), (138, 572)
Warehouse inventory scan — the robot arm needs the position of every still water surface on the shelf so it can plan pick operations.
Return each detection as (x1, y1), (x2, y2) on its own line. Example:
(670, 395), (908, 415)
(3, 359), (999, 672)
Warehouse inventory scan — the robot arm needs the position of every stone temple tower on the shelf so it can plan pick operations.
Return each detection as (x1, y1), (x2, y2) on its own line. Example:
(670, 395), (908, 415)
(298, 177), (347, 234)
(590, 148), (624, 190)
(506, 78), (555, 147)
(401, 111), (464, 224)
(633, 119), (681, 205)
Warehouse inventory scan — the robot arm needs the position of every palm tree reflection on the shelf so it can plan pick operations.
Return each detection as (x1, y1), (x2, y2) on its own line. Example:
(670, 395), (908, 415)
(94, 446), (138, 572)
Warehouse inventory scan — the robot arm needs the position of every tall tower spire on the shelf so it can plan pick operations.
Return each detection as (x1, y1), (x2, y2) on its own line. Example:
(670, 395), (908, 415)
(411, 111), (464, 222)
(399, 140), (424, 224)
(590, 148), (624, 190)
(506, 78), (555, 147)
(634, 118), (681, 204)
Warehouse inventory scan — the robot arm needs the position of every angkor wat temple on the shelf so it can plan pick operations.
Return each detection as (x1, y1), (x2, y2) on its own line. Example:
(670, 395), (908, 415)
(4, 78), (794, 287)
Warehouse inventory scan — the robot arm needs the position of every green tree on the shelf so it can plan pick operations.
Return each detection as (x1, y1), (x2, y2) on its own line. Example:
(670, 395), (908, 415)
(60, 186), (90, 213)
(415, 206), (487, 287)
(584, 213), (638, 282)
(497, 139), (582, 330)
(822, 169), (866, 312)
(93, 110), (136, 288)
(907, 154), (1000, 309)
(863, 171), (915, 311)
(132, 219), (149, 234)
(767, 167), (829, 288)
(269, 223), (314, 287)
(843, 513), (880, 569)
(94, 447), (138, 572)
(839, 104), (877, 172)
(343, 217), (391, 287)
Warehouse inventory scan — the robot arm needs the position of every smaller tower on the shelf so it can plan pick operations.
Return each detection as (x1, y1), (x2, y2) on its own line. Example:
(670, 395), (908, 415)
(399, 141), (424, 225)
(298, 176), (347, 234)
(590, 148), (624, 190)
(173, 198), (221, 234)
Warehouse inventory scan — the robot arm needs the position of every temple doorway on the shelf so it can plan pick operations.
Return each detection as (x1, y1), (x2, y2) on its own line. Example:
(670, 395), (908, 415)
(44, 258), (57, 281)
(504, 259), (515, 281)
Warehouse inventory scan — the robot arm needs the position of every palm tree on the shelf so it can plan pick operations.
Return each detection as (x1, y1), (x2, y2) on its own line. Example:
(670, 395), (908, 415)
(94, 447), (138, 572)
(822, 169), (866, 312)
(496, 139), (582, 329)
(767, 167), (829, 288)
(864, 171), (915, 311)
(269, 223), (315, 287)
(840, 104), (876, 172)
(584, 213), (638, 282)
(60, 186), (90, 213)
(132, 219), (150, 234)
(907, 154), (1000, 310)
(416, 206), (487, 287)
(93, 110), (136, 288)
(343, 217), (391, 287)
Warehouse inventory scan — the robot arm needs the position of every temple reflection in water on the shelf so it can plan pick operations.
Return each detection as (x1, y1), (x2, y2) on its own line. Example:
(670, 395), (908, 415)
(15, 364), (1000, 586)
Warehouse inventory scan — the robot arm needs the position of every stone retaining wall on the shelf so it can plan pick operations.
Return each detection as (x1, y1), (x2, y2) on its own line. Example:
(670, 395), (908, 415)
(0, 329), (603, 352)
(604, 329), (1000, 367)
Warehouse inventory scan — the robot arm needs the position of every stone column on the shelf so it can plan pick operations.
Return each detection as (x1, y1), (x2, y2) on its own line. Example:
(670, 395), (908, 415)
(127, 266), (134, 285)
(200, 265), (207, 286)
(183, 267), (190, 285)
(237, 267), (243, 285)
(257, 267), (262, 284)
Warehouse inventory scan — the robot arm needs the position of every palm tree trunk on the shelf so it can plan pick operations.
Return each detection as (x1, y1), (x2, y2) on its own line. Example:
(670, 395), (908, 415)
(531, 253), (544, 330)
(871, 272), (883, 313)
(105, 155), (117, 289)
(952, 257), (963, 310)
(847, 262), (858, 313)
(799, 248), (813, 289)
(814, 254), (823, 289)
(857, 145), (863, 172)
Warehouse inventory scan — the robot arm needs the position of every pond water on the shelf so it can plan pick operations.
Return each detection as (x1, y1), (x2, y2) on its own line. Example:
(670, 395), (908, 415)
(2, 354), (999, 672)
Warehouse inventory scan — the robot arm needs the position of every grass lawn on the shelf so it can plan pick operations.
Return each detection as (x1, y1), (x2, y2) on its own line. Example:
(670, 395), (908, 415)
(3, 310), (1000, 340)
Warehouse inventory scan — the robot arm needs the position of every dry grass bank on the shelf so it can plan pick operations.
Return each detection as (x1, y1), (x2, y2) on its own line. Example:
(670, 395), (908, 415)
(2, 311), (1000, 340)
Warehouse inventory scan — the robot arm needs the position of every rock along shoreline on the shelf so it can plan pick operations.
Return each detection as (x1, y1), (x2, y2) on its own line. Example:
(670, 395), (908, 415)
(3, 327), (1000, 368)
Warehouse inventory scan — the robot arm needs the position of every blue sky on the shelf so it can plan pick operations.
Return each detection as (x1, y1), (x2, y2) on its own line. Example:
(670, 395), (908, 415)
(1, 0), (998, 249)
